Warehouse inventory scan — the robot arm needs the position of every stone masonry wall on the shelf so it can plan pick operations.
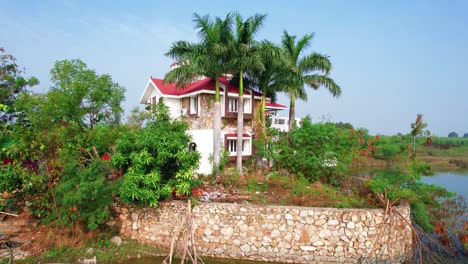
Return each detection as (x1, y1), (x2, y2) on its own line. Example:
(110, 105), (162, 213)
(114, 201), (412, 263)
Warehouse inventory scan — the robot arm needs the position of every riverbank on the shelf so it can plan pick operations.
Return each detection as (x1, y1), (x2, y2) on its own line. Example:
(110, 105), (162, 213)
(0, 215), (165, 264)
(417, 143), (468, 170)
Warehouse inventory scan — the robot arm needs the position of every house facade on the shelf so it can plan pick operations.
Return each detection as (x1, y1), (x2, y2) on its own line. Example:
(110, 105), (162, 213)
(139, 73), (287, 174)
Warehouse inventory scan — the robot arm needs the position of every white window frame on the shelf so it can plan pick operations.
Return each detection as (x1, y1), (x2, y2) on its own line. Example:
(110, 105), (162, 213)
(189, 96), (198, 115)
(226, 135), (251, 156)
(243, 97), (252, 114)
(274, 118), (286, 125)
(228, 97), (238, 112)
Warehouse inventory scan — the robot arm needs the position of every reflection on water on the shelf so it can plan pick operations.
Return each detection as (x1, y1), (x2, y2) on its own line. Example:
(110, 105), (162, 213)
(422, 171), (468, 198)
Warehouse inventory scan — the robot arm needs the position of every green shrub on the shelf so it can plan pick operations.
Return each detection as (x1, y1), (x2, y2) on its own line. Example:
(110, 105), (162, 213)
(0, 163), (49, 215)
(112, 102), (201, 206)
(266, 119), (359, 185)
(367, 163), (452, 232)
(54, 158), (114, 230)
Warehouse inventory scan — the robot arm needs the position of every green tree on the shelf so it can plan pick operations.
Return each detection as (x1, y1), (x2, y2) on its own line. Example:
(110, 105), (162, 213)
(165, 13), (234, 172)
(410, 113), (428, 152)
(448, 131), (459, 138)
(229, 13), (266, 175)
(249, 41), (286, 143)
(0, 48), (38, 151)
(280, 31), (341, 131)
(1, 60), (126, 230)
(126, 106), (151, 128)
(49, 59), (125, 129)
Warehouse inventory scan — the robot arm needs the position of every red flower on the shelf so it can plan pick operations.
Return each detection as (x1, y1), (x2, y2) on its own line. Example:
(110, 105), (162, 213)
(191, 187), (204, 197)
(2, 158), (14, 166)
(101, 153), (110, 161)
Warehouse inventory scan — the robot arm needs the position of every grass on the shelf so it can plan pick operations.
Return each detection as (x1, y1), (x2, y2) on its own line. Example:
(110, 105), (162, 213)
(10, 234), (163, 264)
(232, 170), (374, 209)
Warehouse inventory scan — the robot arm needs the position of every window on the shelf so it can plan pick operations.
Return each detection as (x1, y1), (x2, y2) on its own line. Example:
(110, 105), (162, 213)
(151, 96), (157, 105)
(189, 96), (198, 115)
(225, 134), (251, 156)
(243, 98), (251, 114)
(274, 118), (286, 125)
(228, 97), (238, 112)
(227, 139), (244, 155)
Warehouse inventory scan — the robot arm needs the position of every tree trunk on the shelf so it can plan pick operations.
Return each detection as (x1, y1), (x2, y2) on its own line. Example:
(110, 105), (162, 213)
(236, 71), (244, 176)
(413, 136), (416, 153)
(236, 96), (244, 175)
(288, 98), (295, 132)
(261, 95), (266, 139)
(212, 78), (222, 173)
(213, 101), (221, 171)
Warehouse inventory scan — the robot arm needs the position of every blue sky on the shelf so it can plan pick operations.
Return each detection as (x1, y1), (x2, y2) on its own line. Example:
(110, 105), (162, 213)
(1, 0), (467, 136)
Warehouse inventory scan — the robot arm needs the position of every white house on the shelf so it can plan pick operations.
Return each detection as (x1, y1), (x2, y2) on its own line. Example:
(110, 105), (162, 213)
(139, 72), (287, 174)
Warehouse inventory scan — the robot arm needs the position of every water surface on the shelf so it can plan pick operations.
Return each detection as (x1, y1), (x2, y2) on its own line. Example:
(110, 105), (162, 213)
(422, 170), (468, 198)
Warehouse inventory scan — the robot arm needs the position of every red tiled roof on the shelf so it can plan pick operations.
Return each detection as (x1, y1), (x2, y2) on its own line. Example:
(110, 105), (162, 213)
(151, 77), (263, 97)
(151, 77), (230, 96)
(225, 133), (251, 138)
(265, 102), (287, 109)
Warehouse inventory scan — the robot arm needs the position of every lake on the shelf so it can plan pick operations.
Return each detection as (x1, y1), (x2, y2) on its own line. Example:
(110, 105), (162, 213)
(422, 170), (468, 198)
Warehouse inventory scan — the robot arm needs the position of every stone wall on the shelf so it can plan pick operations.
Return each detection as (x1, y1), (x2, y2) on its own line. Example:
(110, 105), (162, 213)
(184, 94), (214, 130)
(114, 201), (412, 263)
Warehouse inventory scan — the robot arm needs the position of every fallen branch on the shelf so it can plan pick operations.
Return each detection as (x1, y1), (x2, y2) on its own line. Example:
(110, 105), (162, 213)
(368, 191), (456, 264)
(0, 212), (18, 217)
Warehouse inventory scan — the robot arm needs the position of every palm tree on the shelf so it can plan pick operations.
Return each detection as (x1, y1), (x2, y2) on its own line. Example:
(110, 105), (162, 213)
(164, 13), (234, 171)
(229, 13), (266, 175)
(280, 31), (342, 131)
(249, 41), (287, 139)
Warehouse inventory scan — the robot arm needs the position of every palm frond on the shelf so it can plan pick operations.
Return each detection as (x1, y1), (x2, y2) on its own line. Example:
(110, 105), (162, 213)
(298, 52), (332, 74)
(165, 41), (195, 59)
(192, 13), (214, 43)
(294, 33), (314, 62)
(249, 14), (267, 37)
(281, 31), (296, 59)
(304, 74), (342, 97)
(163, 63), (201, 88)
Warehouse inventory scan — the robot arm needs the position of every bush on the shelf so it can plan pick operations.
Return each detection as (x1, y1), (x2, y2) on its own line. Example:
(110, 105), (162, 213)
(0, 162), (49, 216)
(367, 162), (452, 232)
(54, 158), (114, 230)
(266, 119), (359, 185)
(372, 136), (409, 160)
(112, 102), (201, 206)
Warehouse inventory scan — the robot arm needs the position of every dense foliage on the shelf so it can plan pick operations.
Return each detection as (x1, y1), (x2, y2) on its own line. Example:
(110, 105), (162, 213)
(0, 59), (126, 230)
(0, 48), (39, 124)
(1, 59), (201, 229)
(54, 158), (114, 230)
(264, 118), (359, 185)
(112, 102), (201, 207)
(367, 160), (453, 232)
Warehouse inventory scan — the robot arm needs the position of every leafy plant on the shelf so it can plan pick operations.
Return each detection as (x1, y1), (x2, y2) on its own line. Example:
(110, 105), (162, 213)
(112, 102), (201, 206)
(367, 162), (452, 232)
(266, 119), (359, 185)
(54, 158), (114, 230)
